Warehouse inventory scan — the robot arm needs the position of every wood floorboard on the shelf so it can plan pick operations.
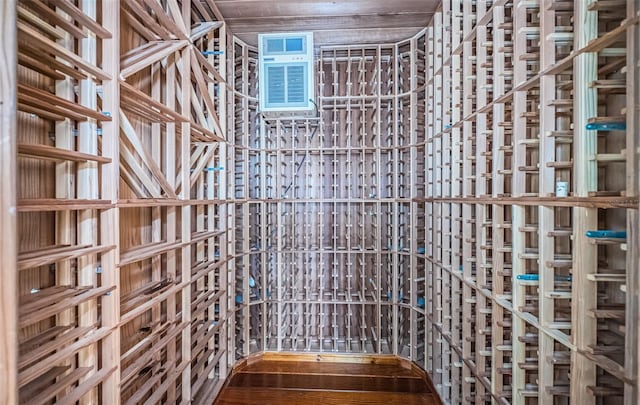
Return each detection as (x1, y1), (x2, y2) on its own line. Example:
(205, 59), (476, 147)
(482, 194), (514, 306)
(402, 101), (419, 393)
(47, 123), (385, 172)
(216, 388), (439, 405)
(214, 356), (441, 405)
(238, 360), (421, 378)
(230, 373), (431, 393)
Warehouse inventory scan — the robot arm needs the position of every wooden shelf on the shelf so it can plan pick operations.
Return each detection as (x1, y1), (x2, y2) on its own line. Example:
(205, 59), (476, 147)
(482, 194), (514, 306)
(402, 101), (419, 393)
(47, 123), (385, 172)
(17, 244), (114, 271)
(18, 143), (112, 164)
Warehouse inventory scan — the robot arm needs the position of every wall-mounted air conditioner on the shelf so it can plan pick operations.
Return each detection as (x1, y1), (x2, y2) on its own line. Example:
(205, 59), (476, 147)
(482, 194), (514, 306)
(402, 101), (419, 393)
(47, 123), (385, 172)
(258, 32), (315, 116)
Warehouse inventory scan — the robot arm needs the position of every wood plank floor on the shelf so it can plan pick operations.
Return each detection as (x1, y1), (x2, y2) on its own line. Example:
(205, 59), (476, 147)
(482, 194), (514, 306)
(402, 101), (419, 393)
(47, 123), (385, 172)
(214, 354), (441, 405)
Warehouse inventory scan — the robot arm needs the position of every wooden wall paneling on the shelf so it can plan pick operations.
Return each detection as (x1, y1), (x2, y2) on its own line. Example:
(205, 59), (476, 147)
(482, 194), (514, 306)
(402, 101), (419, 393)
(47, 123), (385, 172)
(0, 1), (17, 403)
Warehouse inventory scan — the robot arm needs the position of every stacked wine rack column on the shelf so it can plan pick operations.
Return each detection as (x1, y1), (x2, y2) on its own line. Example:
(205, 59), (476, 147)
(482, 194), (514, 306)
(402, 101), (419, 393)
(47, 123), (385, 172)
(424, 0), (640, 403)
(15, 1), (120, 402)
(13, 0), (232, 403)
(228, 37), (261, 360)
(231, 37), (440, 358)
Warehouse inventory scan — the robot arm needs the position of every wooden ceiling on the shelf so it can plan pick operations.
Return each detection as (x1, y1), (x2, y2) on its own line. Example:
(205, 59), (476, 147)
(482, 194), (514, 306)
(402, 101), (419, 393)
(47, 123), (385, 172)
(215, 0), (440, 47)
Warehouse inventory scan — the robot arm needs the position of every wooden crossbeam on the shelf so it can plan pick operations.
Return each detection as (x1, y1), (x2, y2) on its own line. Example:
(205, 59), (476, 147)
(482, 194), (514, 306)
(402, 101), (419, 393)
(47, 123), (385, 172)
(142, 0), (187, 39)
(189, 50), (224, 139)
(18, 83), (111, 122)
(16, 4), (65, 39)
(17, 20), (110, 80)
(120, 40), (188, 79)
(190, 21), (223, 43)
(47, 0), (112, 38)
(124, 0), (175, 40)
(120, 111), (178, 198)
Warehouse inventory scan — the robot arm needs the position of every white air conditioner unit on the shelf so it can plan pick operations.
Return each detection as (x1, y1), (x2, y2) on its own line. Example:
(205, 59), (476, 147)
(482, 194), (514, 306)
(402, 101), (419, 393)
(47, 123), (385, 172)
(258, 32), (315, 116)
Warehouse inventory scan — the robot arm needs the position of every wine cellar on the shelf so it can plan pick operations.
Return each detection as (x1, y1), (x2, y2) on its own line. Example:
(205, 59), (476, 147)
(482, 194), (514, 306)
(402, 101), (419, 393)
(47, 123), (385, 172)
(0, 0), (638, 404)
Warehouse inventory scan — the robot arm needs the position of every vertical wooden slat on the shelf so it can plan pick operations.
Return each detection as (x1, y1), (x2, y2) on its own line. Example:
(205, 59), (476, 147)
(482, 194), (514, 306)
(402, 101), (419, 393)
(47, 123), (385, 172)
(100, 0), (120, 403)
(54, 4), (75, 358)
(77, 1), (99, 402)
(571, 0), (598, 403)
(511, 1), (528, 403)
(538, 1), (558, 401)
(180, 1), (192, 401)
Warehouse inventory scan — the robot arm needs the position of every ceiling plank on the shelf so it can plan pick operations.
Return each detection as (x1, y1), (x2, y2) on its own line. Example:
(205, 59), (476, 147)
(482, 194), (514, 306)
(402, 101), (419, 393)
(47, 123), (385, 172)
(216, 0), (439, 46)
(216, 0), (435, 18)
(235, 27), (426, 47)
(228, 13), (433, 33)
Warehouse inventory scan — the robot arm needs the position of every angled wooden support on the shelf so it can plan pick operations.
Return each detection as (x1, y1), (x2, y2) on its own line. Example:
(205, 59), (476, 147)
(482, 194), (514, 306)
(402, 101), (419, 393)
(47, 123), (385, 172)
(190, 21), (224, 43)
(120, 40), (189, 79)
(120, 111), (178, 198)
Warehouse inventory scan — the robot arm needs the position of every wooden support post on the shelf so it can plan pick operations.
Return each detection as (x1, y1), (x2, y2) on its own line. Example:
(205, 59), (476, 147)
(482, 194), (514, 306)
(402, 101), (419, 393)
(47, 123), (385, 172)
(512, 2), (529, 402)
(460, 0), (474, 396)
(571, 1), (599, 403)
(491, 3), (506, 401)
(100, 1), (120, 403)
(538, 1), (558, 402)
(77, 2), (99, 402)
(166, 50), (179, 405)
(180, 6), (193, 401)
(54, 4), (75, 360)
(0, 2), (17, 403)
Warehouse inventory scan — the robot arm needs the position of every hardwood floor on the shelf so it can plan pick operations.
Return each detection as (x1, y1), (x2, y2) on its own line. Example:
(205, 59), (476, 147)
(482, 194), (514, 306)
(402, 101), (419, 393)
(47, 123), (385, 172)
(214, 354), (441, 405)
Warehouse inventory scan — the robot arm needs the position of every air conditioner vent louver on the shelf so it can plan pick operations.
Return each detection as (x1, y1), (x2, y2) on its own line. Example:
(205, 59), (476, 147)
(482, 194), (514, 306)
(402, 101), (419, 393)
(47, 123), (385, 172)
(267, 66), (285, 104)
(259, 32), (315, 116)
(287, 65), (305, 103)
